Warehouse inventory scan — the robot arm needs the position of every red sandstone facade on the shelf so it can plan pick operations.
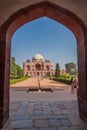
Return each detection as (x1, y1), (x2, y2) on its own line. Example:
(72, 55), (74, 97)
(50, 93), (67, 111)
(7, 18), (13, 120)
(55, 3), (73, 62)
(23, 54), (55, 77)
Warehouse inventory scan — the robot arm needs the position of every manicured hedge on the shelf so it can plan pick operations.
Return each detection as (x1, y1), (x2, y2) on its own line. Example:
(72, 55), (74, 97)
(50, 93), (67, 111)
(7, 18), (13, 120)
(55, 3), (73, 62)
(53, 76), (71, 84)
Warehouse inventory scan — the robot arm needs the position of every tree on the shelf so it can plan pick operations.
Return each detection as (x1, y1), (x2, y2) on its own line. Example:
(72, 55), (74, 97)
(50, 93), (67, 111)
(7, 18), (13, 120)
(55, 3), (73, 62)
(10, 57), (17, 79)
(16, 64), (24, 78)
(55, 63), (60, 77)
(10, 57), (24, 79)
(65, 62), (77, 75)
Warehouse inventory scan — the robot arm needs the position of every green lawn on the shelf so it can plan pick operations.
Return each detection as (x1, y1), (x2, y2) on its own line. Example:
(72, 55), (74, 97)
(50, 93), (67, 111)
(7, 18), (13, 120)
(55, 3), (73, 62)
(10, 77), (28, 84)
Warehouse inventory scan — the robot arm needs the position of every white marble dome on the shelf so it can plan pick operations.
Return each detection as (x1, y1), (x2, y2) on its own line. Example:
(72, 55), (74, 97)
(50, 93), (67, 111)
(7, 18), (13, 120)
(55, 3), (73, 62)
(32, 54), (44, 60)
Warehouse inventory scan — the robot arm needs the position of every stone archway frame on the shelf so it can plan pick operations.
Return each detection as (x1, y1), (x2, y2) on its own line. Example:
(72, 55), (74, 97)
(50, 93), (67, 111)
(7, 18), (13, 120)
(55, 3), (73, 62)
(0, 1), (87, 128)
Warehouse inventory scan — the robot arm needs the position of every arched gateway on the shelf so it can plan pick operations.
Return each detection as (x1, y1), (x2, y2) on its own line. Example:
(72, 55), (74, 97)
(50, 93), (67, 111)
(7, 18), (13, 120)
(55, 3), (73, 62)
(0, 1), (87, 128)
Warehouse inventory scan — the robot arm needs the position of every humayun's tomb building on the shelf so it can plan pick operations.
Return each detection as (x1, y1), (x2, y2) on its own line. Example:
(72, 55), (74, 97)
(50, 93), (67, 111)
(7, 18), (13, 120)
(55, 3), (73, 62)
(23, 54), (55, 77)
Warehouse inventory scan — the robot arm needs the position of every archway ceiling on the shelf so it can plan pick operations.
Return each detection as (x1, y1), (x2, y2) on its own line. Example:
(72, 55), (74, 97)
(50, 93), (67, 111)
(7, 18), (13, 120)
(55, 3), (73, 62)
(0, 0), (87, 27)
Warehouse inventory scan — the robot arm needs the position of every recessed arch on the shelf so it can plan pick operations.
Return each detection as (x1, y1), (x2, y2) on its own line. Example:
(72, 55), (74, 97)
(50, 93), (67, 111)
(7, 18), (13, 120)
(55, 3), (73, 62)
(0, 1), (87, 128)
(36, 63), (41, 71)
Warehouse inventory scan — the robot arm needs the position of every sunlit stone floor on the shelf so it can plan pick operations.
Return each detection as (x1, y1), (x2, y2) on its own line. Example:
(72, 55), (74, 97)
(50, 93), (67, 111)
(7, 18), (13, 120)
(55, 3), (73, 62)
(1, 100), (87, 130)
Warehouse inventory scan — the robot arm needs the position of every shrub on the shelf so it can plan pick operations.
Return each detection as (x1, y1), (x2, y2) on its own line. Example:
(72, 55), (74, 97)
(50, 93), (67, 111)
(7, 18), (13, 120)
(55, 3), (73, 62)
(53, 75), (71, 84)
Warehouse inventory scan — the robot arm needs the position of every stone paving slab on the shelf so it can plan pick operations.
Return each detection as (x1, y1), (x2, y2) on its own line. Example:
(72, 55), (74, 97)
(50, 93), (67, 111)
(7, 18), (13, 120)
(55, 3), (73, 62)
(71, 126), (87, 130)
(34, 119), (49, 127)
(58, 127), (71, 130)
(40, 128), (56, 130)
(11, 120), (32, 129)
(11, 114), (30, 120)
(49, 119), (60, 126)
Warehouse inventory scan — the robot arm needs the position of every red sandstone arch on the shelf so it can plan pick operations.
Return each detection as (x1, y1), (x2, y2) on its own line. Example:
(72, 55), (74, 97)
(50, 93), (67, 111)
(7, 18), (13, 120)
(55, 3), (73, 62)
(36, 63), (41, 70)
(0, 1), (87, 128)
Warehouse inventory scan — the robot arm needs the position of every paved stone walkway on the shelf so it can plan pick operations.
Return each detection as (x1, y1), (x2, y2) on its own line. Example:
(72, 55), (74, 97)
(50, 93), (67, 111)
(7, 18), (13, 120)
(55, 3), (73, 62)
(1, 78), (87, 130)
(10, 78), (77, 102)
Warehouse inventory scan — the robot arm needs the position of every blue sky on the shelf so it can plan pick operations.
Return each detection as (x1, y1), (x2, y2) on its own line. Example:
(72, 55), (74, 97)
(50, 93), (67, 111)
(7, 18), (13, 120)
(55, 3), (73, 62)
(11, 17), (77, 70)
